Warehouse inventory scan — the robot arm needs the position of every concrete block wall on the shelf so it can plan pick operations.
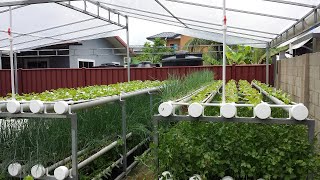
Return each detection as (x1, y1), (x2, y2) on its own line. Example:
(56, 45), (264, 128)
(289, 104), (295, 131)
(276, 52), (320, 132)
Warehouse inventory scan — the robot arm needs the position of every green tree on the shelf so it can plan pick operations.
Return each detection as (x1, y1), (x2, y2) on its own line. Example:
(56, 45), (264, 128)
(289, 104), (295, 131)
(133, 38), (173, 63)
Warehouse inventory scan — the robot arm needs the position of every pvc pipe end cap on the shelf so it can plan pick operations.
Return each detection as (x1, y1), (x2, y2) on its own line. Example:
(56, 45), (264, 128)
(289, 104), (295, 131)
(188, 103), (203, 118)
(291, 104), (308, 121)
(159, 171), (173, 180)
(54, 166), (69, 180)
(158, 102), (173, 117)
(222, 176), (234, 180)
(221, 103), (236, 118)
(189, 174), (202, 180)
(30, 100), (44, 114)
(8, 163), (22, 176)
(254, 103), (271, 119)
(31, 164), (45, 178)
(7, 100), (21, 114)
(54, 101), (69, 114)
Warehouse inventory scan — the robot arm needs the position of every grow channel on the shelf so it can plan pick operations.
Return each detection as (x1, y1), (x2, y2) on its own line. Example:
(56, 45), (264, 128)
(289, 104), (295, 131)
(155, 80), (316, 179)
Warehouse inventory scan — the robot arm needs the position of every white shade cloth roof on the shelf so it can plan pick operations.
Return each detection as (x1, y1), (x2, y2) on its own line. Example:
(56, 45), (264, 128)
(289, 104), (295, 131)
(0, 0), (319, 50)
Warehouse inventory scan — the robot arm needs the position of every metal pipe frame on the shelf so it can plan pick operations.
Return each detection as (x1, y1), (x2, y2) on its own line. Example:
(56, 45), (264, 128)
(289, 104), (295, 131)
(107, 6), (273, 41)
(154, 0), (188, 28)
(0, 0), (80, 7)
(262, 0), (316, 8)
(164, 0), (299, 21)
(56, 1), (126, 28)
(101, 2), (278, 36)
(270, 4), (320, 47)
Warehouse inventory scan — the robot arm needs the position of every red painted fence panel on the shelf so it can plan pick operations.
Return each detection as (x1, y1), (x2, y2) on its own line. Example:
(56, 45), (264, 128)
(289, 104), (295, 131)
(0, 64), (273, 96)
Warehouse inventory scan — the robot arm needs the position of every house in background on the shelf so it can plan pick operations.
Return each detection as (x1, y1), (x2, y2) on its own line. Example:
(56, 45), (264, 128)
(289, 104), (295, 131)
(147, 32), (192, 50)
(0, 36), (133, 69)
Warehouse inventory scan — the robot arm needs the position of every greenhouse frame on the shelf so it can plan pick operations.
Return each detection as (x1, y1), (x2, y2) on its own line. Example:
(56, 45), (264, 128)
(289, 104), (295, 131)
(0, 0), (319, 179)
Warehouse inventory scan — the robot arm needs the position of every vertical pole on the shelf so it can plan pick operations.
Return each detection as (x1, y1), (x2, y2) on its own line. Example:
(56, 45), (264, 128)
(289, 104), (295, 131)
(308, 120), (315, 145)
(266, 43), (270, 84)
(9, 6), (15, 99)
(121, 100), (127, 175)
(71, 115), (78, 180)
(222, 0), (227, 103)
(126, 16), (131, 82)
(14, 52), (18, 94)
(153, 117), (159, 177)
(149, 93), (153, 117)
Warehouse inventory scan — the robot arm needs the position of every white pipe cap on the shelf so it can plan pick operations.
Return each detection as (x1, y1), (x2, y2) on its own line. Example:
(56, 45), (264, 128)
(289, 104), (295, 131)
(158, 102), (173, 117)
(188, 103), (203, 118)
(8, 163), (22, 176)
(291, 104), (308, 121)
(221, 103), (237, 118)
(222, 176), (234, 180)
(159, 171), (173, 180)
(31, 164), (45, 178)
(54, 166), (69, 180)
(30, 100), (44, 114)
(54, 101), (69, 114)
(189, 174), (202, 180)
(254, 102), (271, 119)
(7, 100), (21, 114)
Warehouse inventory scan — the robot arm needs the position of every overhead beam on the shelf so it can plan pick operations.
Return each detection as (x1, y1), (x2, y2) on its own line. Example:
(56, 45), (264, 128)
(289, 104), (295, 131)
(165, 0), (299, 21)
(56, 1), (126, 28)
(262, 0), (316, 8)
(154, 0), (188, 28)
(0, 18), (95, 42)
(0, 0), (79, 7)
(125, 13), (268, 43)
(17, 27), (124, 51)
(109, 6), (273, 40)
(270, 4), (320, 47)
(101, 2), (279, 36)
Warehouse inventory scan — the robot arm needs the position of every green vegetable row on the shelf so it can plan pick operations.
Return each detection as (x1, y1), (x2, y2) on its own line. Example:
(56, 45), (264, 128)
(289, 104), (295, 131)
(238, 80), (262, 106)
(253, 80), (291, 104)
(191, 80), (222, 103)
(1, 80), (164, 101)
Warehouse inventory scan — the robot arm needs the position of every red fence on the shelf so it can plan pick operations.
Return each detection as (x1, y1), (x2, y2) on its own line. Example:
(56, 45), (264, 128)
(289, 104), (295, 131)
(0, 64), (273, 96)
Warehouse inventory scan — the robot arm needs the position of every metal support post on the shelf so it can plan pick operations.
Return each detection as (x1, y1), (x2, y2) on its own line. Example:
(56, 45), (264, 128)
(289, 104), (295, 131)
(121, 100), (127, 176)
(308, 120), (315, 144)
(266, 43), (270, 84)
(14, 52), (18, 93)
(153, 117), (159, 177)
(71, 114), (79, 180)
(9, 6), (15, 99)
(222, 0), (226, 103)
(126, 16), (131, 82)
(149, 93), (153, 117)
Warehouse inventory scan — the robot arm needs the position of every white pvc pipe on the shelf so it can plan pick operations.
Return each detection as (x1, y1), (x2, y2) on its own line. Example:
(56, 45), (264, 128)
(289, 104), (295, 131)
(31, 164), (46, 179)
(254, 102), (271, 119)
(252, 82), (309, 120)
(189, 174), (202, 180)
(54, 87), (160, 114)
(48, 133), (132, 173)
(221, 103), (237, 118)
(6, 100), (29, 114)
(158, 85), (208, 117)
(7, 163), (22, 177)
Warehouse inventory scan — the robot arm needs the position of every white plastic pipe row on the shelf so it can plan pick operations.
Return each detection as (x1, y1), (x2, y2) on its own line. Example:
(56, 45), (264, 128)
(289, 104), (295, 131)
(54, 86), (160, 114)
(158, 85), (210, 117)
(1, 86), (161, 114)
(252, 82), (308, 120)
(10, 133), (132, 179)
(188, 85), (222, 118)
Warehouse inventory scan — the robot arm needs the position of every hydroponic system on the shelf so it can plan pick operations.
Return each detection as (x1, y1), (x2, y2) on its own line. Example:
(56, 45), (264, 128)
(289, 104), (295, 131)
(1, 0), (320, 179)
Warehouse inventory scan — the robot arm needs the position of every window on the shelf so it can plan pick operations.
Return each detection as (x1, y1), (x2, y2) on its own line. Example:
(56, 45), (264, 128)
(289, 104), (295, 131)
(78, 59), (95, 68)
(24, 59), (49, 69)
(170, 44), (178, 50)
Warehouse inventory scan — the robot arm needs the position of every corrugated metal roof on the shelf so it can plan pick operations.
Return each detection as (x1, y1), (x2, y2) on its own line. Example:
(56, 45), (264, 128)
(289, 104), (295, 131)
(147, 32), (181, 40)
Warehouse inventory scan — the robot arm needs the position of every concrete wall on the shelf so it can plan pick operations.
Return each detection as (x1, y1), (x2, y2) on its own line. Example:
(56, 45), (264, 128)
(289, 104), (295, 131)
(276, 52), (320, 131)
(69, 38), (124, 68)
